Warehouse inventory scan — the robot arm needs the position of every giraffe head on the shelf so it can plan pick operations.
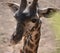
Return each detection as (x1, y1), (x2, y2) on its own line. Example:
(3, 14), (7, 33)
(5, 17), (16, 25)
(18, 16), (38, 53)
(6, 0), (40, 44)
(6, 0), (58, 44)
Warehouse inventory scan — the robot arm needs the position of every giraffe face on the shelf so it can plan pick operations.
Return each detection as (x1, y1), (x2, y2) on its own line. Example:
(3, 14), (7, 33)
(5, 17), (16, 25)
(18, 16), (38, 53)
(10, 0), (39, 45)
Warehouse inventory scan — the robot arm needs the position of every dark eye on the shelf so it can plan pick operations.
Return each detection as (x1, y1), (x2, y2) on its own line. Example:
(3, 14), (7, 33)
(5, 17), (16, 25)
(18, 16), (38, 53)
(31, 19), (37, 23)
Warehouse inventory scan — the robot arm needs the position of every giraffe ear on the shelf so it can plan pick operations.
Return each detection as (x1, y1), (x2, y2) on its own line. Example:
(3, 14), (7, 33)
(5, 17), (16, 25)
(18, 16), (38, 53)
(6, 2), (20, 13)
(39, 7), (58, 18)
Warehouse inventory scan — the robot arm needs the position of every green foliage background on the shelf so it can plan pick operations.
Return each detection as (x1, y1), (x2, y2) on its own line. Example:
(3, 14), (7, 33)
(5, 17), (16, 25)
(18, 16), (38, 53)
(48, 12), (60, 53)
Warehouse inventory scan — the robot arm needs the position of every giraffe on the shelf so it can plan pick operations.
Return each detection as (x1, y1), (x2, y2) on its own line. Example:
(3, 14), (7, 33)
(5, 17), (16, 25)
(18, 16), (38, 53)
(7, 0), (41, 45)
(7, 0), (41, 53)
(18, 0), (42, 53)
(6, 0), (58, 53)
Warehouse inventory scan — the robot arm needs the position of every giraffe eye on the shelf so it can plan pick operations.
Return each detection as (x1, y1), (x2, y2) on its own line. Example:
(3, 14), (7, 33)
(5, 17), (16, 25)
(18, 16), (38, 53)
(31, 19), (37, 23)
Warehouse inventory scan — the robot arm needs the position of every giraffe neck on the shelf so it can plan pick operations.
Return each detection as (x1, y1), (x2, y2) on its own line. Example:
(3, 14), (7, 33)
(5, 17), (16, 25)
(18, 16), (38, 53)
(21, 18), (41, 53)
